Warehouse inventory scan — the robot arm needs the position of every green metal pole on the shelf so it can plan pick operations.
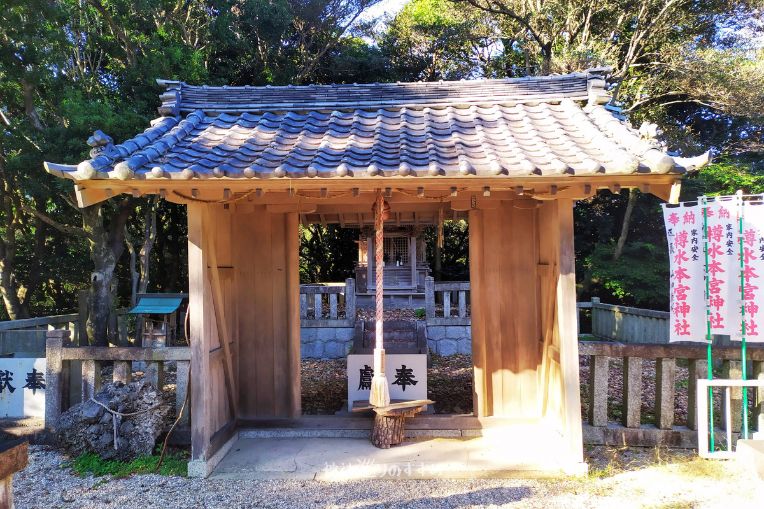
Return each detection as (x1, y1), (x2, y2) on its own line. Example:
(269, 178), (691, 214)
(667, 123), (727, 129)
(737, 191), (749, 440)
(702, 196), (715, 451)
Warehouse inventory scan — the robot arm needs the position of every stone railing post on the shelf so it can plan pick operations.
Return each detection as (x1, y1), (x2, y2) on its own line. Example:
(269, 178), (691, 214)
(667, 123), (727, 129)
(345, 278), (356, 324)
(754, 361), (764, 435)
(687, 358), (708, 430)
(425, 276), (435, 320)
(588, 355), (609, 426)
(81, 359), (102, 402)
(655, 357), (676, 429)
(45, 330), (68, 431)
(723, 360), (743, 432)
(622, 356), (643, 428)
(590, 297), (601, 337)
(176, 360), (191, 428)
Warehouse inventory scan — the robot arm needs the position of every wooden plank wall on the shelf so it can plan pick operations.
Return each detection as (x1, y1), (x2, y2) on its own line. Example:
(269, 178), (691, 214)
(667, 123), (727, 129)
(469, 198), (583, 462)
(469, 200), (541, 418)
(188, 203), (236, 461)
(233, 205), (301, 419)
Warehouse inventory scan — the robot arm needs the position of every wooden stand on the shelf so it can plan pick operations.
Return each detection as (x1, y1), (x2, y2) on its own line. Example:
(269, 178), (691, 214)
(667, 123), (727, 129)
(0, 440), (28, 509)
(353, 399), (433, 449)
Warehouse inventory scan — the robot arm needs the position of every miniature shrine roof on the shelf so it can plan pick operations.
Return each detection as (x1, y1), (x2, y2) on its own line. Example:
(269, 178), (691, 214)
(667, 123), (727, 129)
(44, 69), (708, 183)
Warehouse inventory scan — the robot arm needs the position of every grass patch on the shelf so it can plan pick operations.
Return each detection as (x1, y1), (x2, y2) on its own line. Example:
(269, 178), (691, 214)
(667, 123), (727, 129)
(70, 451), (188, 478)
(670, 457), (728, 480)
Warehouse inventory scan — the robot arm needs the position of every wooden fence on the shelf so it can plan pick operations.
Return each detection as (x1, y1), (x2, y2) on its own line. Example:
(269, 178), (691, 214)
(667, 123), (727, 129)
(579, 340), (764, 447)
(425, 277), (471, 326)
(44, 330), (190, 433)
(299, 278), (356, 327)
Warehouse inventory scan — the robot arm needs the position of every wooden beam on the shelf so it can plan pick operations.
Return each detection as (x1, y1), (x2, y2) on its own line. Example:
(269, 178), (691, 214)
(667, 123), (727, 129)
(556, 199), (584, 463)
(286, 212), (301, 417)
(187, 203), (210, 461)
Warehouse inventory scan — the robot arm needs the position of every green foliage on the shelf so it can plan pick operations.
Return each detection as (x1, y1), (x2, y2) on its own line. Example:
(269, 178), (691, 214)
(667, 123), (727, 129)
(584, 241), (670, 309)
(1, 0), (762, 323)
(70, 451), (188, 478)
(299, 224), (357, 283)
(414, 308), (426, 319)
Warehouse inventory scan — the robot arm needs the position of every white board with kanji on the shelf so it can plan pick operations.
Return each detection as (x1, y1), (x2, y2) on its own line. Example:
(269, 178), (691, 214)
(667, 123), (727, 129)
(663, 203), (707, 342)
(347, 354), (427, 411)
(0, 358), (46, 418)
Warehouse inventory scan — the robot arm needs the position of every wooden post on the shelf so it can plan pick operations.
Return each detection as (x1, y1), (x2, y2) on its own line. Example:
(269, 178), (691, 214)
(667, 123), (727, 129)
(655, 357), (676, 429)
(687, 358), (707, 430)
(0, 440), (28, 509)
(556, 199), (584, 462)
(187, 202), (211, 461)
(409, 236), (416, 288)
(286, 211), (301, 418)
(622, 356), (643, 428)
(588, 355), (609, 426)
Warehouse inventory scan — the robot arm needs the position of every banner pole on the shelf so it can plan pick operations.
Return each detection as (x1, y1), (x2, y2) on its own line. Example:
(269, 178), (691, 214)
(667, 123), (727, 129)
(701, 195), (715, 452)
(736, 190), (749, 440)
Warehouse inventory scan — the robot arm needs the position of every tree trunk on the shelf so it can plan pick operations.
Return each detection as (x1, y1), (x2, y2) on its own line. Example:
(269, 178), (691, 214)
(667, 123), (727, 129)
(81, 200), (134, 345)
(612, 190), (638, 261)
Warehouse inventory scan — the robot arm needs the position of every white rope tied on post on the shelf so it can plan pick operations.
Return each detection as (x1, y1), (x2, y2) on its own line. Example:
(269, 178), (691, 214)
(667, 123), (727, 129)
(370, 190), (391, 407)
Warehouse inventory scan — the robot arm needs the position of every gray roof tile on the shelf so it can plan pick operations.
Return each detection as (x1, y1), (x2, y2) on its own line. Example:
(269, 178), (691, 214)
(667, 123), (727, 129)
(44, 71), (710, 182)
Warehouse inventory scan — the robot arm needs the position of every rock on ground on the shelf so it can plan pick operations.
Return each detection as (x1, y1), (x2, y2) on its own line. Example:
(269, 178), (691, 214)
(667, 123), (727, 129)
(55, 380), (172, 461)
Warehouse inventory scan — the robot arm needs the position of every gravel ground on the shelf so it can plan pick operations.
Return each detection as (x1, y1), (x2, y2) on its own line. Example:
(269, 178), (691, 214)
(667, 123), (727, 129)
(13, 445), (764, 509)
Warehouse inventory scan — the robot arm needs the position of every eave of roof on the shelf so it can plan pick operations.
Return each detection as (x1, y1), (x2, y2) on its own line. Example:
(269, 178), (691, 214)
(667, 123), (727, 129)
(43, 70), (710, 187)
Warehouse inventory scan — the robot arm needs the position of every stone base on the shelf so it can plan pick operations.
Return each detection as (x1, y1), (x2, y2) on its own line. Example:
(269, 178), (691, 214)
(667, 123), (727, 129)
(187, 430), (239, 478)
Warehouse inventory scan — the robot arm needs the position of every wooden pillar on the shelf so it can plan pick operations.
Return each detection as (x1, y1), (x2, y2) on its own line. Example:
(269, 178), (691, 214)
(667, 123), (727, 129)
(556, 199), (584, 463)
(188, 202), (211, 461)
(468, 209), (487, 416)
(367, 232), (374, 292)
(409, 236), (416, 288)
(286, 212), (301, 418)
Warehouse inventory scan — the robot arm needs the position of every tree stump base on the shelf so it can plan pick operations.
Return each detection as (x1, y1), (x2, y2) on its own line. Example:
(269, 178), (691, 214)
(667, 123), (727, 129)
(353, 399), (434, 449)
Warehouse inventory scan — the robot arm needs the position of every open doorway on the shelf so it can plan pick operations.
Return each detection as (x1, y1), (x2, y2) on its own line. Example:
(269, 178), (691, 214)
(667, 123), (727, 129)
(297, 208), (472, 417)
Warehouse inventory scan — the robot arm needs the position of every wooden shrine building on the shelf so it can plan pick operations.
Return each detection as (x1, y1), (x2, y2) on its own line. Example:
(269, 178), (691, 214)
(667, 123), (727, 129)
(45, 69), (708, 475)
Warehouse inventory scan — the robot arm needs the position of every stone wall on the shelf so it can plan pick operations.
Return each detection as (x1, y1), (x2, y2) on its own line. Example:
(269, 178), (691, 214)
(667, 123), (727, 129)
(426, 325), (472, 356)
(301, 323), (472, 358)
(301, 326), (355, 359)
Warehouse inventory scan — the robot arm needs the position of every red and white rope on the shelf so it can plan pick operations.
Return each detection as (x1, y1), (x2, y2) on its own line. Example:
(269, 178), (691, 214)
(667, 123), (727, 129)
(375, 191), (384, 350)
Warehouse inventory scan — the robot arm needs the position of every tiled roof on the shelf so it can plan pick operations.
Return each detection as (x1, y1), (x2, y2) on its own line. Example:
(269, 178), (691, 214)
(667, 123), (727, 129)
(44, 71), (708, 182)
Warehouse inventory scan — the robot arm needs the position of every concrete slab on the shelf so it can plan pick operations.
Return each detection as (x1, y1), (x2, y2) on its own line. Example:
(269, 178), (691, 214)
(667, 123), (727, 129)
(211, 432), (585, 480)
(736, 439), (764, 480)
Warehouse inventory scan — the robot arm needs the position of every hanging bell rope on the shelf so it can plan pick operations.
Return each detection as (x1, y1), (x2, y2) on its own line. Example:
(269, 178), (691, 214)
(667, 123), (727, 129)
(369, 190), (391, 407)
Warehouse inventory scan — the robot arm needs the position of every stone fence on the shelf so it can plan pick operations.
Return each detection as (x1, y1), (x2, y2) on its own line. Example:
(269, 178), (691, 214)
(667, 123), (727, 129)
(579, 340), (764, 447)
(300, 279), (356, 359)
(424, 278), (471, 355)
(590, 297), (670, 344)
(44, 330), (190, 436)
